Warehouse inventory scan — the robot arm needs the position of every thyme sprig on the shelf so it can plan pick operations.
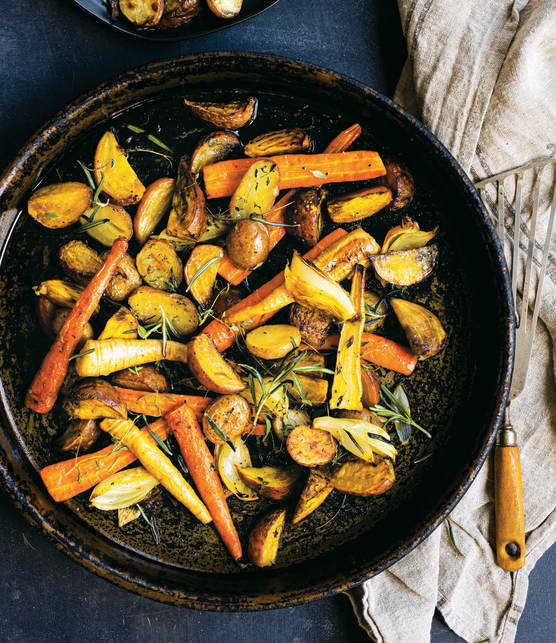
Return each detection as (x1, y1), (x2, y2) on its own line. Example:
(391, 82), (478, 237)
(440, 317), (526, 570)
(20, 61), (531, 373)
(135, 305), (183, 358)
(370, 384), (431, 438)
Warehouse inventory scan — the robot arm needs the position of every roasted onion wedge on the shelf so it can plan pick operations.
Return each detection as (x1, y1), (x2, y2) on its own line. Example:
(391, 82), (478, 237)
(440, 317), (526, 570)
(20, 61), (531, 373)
(214, 439), (258, 501)
(382, 216), (438, 253)
(390, 298), (447, 359)
(167, 156), (206, 240)
(190, 131), (241, 176)
(244, 128), (312, 157)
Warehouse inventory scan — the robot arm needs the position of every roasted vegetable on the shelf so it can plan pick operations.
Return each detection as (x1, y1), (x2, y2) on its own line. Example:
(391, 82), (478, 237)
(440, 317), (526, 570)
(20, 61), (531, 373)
(62, 378), (127, 420)
(90, 466), (160, 510)
(330, 457), (395, 496)
(327, 186), (392, 223)
(311, 227), (380, 279)
(206, 0), (242, 18)
(80, 203), (134, 247)
(226, 219), (270, 270)
(286, 425), (336, 467)
(202, 394), (251, 444)
(390, 298), (447, 359)
(237, 465), (302, 501)
(59, 240), (102, 285)
(245, 128), (312, 157)
(371, 245), (438, 286)
(102, 251), (141, 301)
(240, 376), (289, 417)
(272, 408), (311, 441)
(330, 264), (365, 410)
(361, 366), (380, 407)
(245, 324), (301, 360)
(57, 419), (100, 453)
(382, 158), (414, 211)
(187, 334), (246, 394)
(33, 279), (98, 314)
(364, 291), (387, 331)
(112, 365), (168, 392)
(136, 239), (183, 291)
(229, 159), (280, 221)
(313, 416), (397, 462)
(286, 373), (328, 406)
(98, 306), (138, 340)
(167, 157), (206, 240)
(289, 303), (332, 348)
(128, 286), (198, 337)
(134, 178), (175, 245)
(212, 286), (243, 315)
(119, 0), (163, 26)
(190, 131), (241, 176)
(381, 216), (437, 253)
(248, 508), (286, 568)
(158, 0), (201, 27)
(292, 469), (333, 524)
(214, 439), (258, 500)
(184, 244), (223, 307)
(27, 182), (92, 229)
(118, 505), (141, 528)
(36, 296), (56, 336)
(115, 388), (209, 418)
(75, 339), (188, 377)
(51, 309), (94, 347)
(286, 187), (325, 247)
(94, 131), (145, 205)
(339, 408), (384, 425)
(292, 352), (326, 376)
(284, 250), (355, 322)
(184, 96), (257, 129)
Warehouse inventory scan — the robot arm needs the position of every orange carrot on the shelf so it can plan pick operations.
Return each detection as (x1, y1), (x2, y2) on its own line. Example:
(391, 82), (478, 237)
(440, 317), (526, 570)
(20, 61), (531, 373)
(114, 387), (211, 418)
(217, 124), (363, 285)
(300, 333), (418, 375)
(26, 237), (128, 413)
(203, 150), (386, 199)
(40, 418), (169, 502)
(166, 403), (242, 560)
(203, 228), (348, 352)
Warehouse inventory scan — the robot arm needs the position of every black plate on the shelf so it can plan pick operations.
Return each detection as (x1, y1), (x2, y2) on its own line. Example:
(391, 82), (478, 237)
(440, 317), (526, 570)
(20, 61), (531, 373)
(73, 0), (280, 42)
(0, 53), (514, 610)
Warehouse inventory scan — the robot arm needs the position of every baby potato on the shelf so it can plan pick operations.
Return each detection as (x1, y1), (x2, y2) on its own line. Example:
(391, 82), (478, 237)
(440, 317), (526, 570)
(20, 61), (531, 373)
(289, 303), (332, 348)
(36, 296), (56, 336)
(57, 419), (100, 454)
(286, 187), (325, 247)
(212, 286), (243, 315)
(226, 219), (269, 270)
(159, 0), (202, 28)
(207, 0), (242, 19)
(62, 378), (127, 420)
(134, 178), (175, 245)
(229, 159), (280, 221)
(184, 96), (257, 129)
(119, 0), (163, 26)
(383, 158), (415, 211)
(128, 286), (199, 337)
(112, 365), (168, 393)
(202, 394), (251, 444)
(187, 334), (246, 394)
(28, 182), (92, 229)
(80, 204), (133, 247)
(102, 252), (142, 301)
(286, 425), (336, 467)
(248, 508), (286, 568)
(59, 240), (103, 285)
(136, 239), (183, 291)
(245, 324), (301, 360)
(190, 131), (241, 176)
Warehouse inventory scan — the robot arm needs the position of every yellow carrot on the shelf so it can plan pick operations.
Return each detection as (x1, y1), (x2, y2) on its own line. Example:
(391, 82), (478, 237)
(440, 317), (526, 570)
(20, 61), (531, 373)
(100, 419), (211, 524)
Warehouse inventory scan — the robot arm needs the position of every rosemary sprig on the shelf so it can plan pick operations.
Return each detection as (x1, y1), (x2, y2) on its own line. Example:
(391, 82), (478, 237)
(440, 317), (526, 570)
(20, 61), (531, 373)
(69, 348), (95, 361)
(446, 519), (465, 557)
(77, 160), (95, 190)
(125, 124), (174, 154)
(78, 217), (109, 234)
(144, 415), (173, 456)
(414, 452), (433, 464)
(370, 384), (431, 438)
(185, 256), (221, 293)
(204, 413), (236, 451)
(250, 216), (300, 228)
(137, 504), (161, 545)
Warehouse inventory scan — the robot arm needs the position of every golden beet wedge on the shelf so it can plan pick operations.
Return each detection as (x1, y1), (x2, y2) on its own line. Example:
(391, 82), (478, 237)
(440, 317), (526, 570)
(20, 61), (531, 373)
(371, 244), (438, 286)
(292, 469), (334, 524)
(28, 182), (92, 229)
(331, 458), (395, 496)
(187, 333), (246, 394)
(236, 465), (303, 501)
(248, 508), (286, 568)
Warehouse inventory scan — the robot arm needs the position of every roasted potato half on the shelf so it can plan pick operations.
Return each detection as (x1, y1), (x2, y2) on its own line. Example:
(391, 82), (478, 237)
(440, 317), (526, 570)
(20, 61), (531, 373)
(289, 303), (332, 348)
(286, 187), (325, 247)
(237, 465), (303, 501)
(167, 157), (206, 240)
(184, 96), (257, 129)
(28, 182), (92, 229)
(327, 186), (392, 223)
(187, 334), (246, 394)
(245, 324), (301, 360)
(287, 374), (329, 406)
(98, 306), (138, 340)
(331, 457), (395, 496)
(159, 0), (201, 28)
(382, 158), (415, 212)
(248, 508), (286, 568)
(207, 0), (242, 19)
(286, 425), (337, 467)
(390, 298), (447, 359)
(80, 204), (134, 247)
(57, 419), (100, 453)
(112, 365), (168, 392)
(134, 178), (175, 245)
(202, 394), (251, 444)
(226, 219), (270, 270)
(292, 469), (333, 524)
(244, 128), (312, 157)
(136, 239), (183, 291)
(62, 379), (127, 420)
(229, 159), (280, 221)
(59, 240), (103, 285)
(102, 251), (142, 301)
(240, 376), (289, 417)
(190, 131), (241, 176)
(128, 286), (198, 337)
(371, 244), (438, 286)
(272, 408), (311, 441)
(119, 0), (163, 26)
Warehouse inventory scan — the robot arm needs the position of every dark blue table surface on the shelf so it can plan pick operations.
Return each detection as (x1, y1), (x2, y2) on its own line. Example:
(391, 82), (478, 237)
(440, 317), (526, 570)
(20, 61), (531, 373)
(0, 1), (554, 641)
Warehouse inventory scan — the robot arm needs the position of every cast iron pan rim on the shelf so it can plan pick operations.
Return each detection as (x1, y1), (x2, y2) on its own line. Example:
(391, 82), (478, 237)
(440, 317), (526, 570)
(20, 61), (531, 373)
(0, 52), (515, 610)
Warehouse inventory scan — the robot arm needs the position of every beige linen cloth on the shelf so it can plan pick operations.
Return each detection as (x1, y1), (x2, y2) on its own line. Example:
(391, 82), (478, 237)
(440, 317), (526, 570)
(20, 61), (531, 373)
(349, 1), (556, 641)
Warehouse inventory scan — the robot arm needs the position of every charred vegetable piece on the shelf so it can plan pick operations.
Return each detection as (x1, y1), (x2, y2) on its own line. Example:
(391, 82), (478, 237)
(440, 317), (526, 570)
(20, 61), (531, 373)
(191, 131), (241, 176)
(371, 244), (438, 287)
(207, 0), (242, 18)
(381, 216), (437, 253)
(327, 186), (392, 223)
(248, 508), (286, 568)
(244, 128), (312, 157)
(94, 131), (145, 205)
(286, 425), (336, 467)
(202, 394), (251, 444)
(286, 187), (325, 247)
(59, 240), (102, 285)
(167, 157), (206, 240)
(184, 96), (257, 129)
(338, 408), (385, 425)
(284, 250), (355, 322)
(287, 373), (329, 406)
(62, 378), (127, 420)
(390, 298), (447, 359)
(360, 366), (380, 407)
(51, 309), (94, 348)
(184, 244), (223, 307)
(330, 264), (365, 410)
(128, 286), (199, 336)
(102, 251), (142, 301)
(158, 0), (201, 27)
(112, 365), (168, 392)
(90, 465), (160, 510)
(36, 296), (56, 336)
(292, 469), (333, 524)
(229, 159), (280, 221)
(214, 439), (258, 501)
(57, 419), (100, 453)
(236, 465), (302, 501)
(289, 303), (332, 348)
(311, 227), (380, 279)
(240, 376), (289, 417)
(272, 408), (311, 441)
(98, 307), (138, 340)
(382, 158), (414, 211)
(80, 203), (134, 247)
(212, 287), (243, 315)
(27, 182), (92, 229)
(331, 457), (395, 496)
(33, 279), (99, 315)
(364, 291), (387, 331)
(226, 219), (269, 270)
(188, 334), (246, 394)
(245, 324), (301, 360)
(119, 0), (163, 25)
(136, 239), (183, 291)
(134, 178), (175, 245)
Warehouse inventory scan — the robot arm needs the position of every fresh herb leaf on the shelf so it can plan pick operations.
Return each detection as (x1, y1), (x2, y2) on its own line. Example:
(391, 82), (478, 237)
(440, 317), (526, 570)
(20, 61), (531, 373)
(145, 421), (173, 456)
(44, 212), (58, 218)
(69, 348), (95, 361)
(446, 520), (465, 557)
(204, 414), (236, 451)
(77, 160), (95, 190)
(310, 169), (327, 180)
(185, 256), (221, 293)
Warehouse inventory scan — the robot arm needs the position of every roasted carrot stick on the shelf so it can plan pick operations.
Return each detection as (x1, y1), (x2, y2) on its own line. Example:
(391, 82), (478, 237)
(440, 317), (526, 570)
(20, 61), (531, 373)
(203, 150), (386, 199)
(114, 387), (210, 418)
(26, 237), (128, 413)
(101, 419), (211, 524)
(203, 228), (348, 352)
(166, 403), (242, 560)
(40, 418), (170, 502)
(217, 124), (363, 285)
